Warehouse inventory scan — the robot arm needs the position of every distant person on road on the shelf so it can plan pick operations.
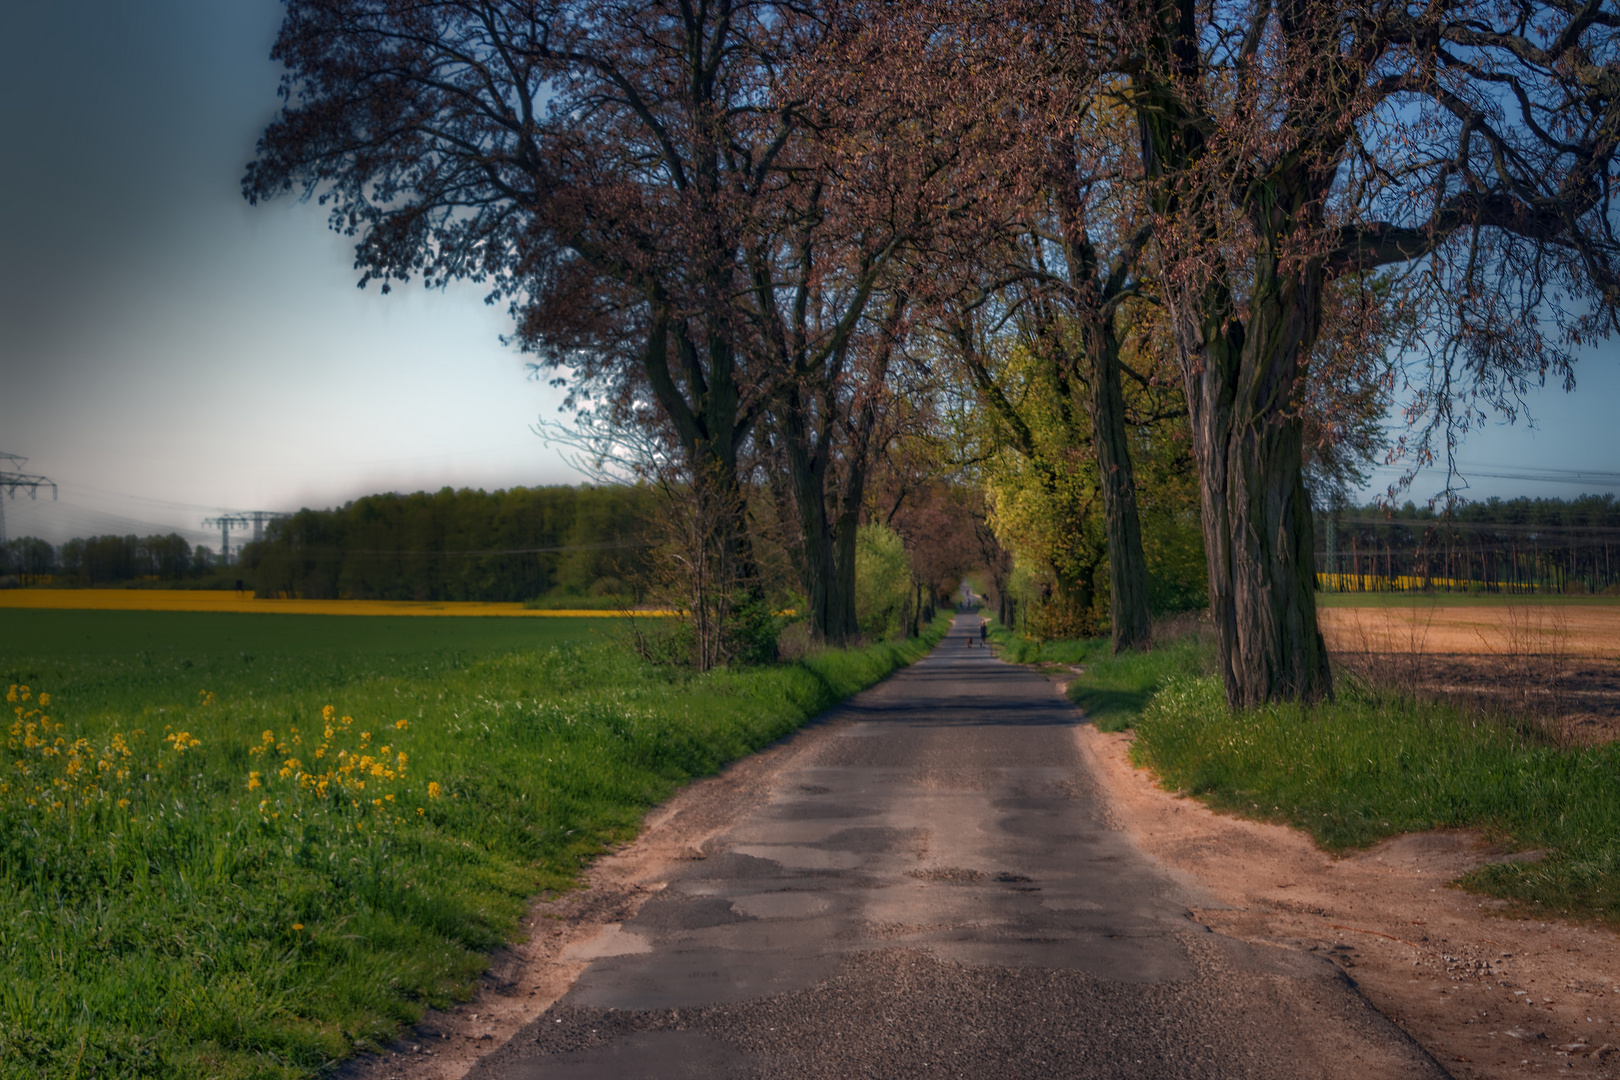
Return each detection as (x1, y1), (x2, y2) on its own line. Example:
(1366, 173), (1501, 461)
(979, 618), (988, 647)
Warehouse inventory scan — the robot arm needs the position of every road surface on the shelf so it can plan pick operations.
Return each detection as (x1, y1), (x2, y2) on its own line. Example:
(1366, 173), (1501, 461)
(468, 614), (1447, 1079)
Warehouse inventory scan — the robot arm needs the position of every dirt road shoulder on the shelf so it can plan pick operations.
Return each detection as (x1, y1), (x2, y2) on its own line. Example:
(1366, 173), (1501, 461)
(1075, 721), (1620, 1078)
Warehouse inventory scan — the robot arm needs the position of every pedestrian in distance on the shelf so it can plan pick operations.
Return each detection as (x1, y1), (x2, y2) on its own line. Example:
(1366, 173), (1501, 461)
(979, 617), (989, 647)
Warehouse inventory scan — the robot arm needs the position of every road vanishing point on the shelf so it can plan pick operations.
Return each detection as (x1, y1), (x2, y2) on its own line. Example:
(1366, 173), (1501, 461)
(468, 613), (1447, 1079)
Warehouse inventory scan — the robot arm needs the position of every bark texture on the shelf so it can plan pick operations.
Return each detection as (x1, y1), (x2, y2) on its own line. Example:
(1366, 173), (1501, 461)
(1083, 324), (1153, 652)
(1168, 269), (1333, 707)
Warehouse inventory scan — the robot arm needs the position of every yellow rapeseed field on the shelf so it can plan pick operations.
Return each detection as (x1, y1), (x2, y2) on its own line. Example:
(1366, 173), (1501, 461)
(0, 588), (669, 617)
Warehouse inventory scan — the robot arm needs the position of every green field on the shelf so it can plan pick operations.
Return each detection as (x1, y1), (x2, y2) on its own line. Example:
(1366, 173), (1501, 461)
(0, 610), (948, 1079)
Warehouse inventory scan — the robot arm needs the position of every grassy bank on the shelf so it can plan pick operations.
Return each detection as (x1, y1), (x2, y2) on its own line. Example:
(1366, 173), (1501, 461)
(986, 620), (1209, 732)
(1, 610), (949, 1079)
(989, 618), (1620, 927)
(1132, 676), (1620, 926)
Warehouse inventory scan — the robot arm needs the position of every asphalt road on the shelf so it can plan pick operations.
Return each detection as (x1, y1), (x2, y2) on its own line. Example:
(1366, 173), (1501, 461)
(469, 614), (1448, 1079)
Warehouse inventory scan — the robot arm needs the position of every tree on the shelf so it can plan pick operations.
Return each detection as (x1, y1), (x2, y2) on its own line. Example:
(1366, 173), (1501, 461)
(247, 0), (982, 649)
(2, 537), (56, 584)
(245, 0), (835, 606)
(1108, 0), (1620, 705)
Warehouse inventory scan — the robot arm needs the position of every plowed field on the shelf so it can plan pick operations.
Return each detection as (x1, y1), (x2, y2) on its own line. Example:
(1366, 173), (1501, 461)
(1318, 600), (1620, 744)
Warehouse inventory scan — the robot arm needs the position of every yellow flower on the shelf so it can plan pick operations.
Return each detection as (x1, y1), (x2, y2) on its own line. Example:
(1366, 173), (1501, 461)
(117, 798), (130, 809)
(427, 782), (442, 800)
(394, 719), (408, 730)
(37, 693), (49, 708)
(291, 923), (304, 931)
(322, 705), (335, 722)
(416, 807), (425, 816)
(247, 772), (262, 790)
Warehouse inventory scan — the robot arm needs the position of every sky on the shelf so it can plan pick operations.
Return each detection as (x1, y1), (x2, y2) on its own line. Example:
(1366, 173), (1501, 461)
(1, 0), (1617, 550)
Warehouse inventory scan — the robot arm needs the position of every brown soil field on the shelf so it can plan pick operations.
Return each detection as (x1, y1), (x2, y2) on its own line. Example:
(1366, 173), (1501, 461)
(1319, 604), (1620, 745)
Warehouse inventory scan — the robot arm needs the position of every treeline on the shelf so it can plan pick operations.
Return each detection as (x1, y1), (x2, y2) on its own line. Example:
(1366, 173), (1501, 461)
(0, 534), (216, 586)
(1318, 495), (1620, 594)
(243, 485), (657, 602)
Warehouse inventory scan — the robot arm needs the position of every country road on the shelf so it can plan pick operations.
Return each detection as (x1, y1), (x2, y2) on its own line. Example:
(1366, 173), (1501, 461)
(465, 614), (1448, 1079)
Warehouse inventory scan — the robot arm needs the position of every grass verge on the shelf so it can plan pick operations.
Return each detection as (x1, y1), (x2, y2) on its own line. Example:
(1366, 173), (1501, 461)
(988, 617), (1620, 927)
(1132, 675), (1620, 927)
(986, 620), (1209, 732)
(1, 611), (949, 1080)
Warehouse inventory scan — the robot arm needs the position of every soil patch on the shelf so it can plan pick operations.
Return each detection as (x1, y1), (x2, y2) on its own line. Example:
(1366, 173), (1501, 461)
(1320, 604), (1620, 745)
(1077, 721), (1620, 1079)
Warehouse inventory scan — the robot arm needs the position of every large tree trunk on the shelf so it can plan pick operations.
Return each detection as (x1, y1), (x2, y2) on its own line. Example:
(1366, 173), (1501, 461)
(1170, 263), (1333, 707)
(778, 385), (862, 647)
(1084, 325), (1153, 652)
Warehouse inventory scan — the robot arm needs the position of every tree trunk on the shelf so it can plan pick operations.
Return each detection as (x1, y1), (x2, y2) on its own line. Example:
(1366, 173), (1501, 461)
(1170, 264), (1333, 708)
(1085, 325), (1153, 652)
(777, 385), (862, 647)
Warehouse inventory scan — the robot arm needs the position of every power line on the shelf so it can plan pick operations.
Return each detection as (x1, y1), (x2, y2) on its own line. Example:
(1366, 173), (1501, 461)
(0, 452), (57, 548)
(202, 512), (288, 567)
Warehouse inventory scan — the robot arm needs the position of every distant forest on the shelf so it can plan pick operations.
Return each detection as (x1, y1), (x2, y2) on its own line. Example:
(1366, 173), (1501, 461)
(7, 489), (1620, 600)
(1317, 494), (1620, 594)
(243, 485), (657, 602)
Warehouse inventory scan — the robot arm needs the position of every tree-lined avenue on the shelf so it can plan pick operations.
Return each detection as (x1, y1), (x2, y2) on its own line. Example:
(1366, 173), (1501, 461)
(465, 615), (1445, 1078)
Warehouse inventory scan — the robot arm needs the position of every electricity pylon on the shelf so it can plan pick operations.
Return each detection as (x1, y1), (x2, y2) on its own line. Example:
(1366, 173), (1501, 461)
(0, 453), (57, 548)
(201, 510), (286, 566)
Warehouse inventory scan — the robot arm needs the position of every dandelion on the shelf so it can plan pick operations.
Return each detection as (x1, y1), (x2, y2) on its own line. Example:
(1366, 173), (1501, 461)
(291, 923), (304, 931)
(394, 719), (408, 730)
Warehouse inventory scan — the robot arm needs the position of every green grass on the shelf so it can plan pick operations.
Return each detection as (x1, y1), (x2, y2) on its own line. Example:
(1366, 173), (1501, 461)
(986, 621), (1210, 732)
(0, 610), (950, 1079)
(1131, 675), (1620, 926)
(989, 616), (1620, 927)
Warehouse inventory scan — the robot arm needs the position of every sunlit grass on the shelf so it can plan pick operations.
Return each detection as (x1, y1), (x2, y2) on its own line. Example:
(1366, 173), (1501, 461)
(1131, 673), (1620, 927)
(985, 620), (1209, 731)
(989, 615), (1620, 927)
(0, 610), (949, 1079)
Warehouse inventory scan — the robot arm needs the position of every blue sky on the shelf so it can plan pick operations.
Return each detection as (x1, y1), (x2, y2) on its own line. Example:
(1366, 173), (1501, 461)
(0, 0), (1616, 547)
(0, 0), (580, 547)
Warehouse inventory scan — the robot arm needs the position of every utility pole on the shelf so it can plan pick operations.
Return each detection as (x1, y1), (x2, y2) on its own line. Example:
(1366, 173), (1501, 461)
(201, 511), (287, 566)
(0, 453), (57, 548)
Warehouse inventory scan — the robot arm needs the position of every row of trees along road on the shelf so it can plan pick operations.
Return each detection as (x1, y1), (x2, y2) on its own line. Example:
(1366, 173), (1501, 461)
(247, 0), (1618, 703)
